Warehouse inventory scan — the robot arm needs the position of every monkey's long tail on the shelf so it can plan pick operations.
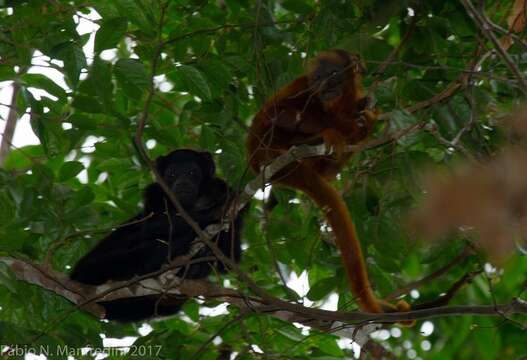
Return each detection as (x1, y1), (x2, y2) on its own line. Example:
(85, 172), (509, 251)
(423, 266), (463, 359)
(280, 164), (383, 313)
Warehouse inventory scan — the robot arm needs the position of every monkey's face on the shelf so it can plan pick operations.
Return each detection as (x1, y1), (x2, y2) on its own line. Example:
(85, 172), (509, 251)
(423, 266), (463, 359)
(162, 161), (204, 206)
(309, 60), (348, 102)
(308, 51), (365, 103)
(155, 149), (215, 207)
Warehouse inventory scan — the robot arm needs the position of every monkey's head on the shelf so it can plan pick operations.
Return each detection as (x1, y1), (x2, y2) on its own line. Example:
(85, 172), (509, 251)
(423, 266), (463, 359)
(155, 150), (215, 206)
(307, 49), (365, 103)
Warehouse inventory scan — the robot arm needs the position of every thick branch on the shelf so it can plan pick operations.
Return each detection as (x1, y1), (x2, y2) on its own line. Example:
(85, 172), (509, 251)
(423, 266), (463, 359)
(2, 257), (527, 326)
(0, 82), (21, 165)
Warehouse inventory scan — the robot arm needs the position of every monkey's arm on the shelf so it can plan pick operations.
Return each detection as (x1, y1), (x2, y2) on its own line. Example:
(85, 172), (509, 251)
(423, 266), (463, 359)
(70, 233), (169, 285)
(69, 213), (192, 285)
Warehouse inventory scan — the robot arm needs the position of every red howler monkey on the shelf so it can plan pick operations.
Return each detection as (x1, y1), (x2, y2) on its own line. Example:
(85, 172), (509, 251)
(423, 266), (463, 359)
(246, 49), (409, 315)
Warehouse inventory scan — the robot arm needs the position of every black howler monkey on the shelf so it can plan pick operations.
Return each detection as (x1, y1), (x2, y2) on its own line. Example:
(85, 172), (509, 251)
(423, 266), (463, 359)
(70, 149), (242, 322)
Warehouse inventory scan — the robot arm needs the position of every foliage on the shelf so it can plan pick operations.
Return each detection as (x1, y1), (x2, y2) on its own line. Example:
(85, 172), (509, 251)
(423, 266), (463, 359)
(1, 0), (526, 359)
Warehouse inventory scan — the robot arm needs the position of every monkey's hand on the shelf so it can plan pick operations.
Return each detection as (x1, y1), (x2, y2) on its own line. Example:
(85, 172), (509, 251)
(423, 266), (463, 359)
(322, 128), (347, 159)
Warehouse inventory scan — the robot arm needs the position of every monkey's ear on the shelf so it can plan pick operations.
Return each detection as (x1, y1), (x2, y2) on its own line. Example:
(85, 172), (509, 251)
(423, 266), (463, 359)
(154, 154), (168, 173)
(199, 151), (216, 177)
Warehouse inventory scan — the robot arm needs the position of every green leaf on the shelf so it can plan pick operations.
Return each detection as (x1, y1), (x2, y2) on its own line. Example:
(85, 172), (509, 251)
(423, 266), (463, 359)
(0, 65), (15, 82)
(71, 94), (104, 113)
(68, 113), (98, 130)
(282, 0), (314, 14)
(21, 74), (67, 99)
(58, 161), (84, 181)
(95, 17), (128, 53)
(474, 318), (501, 360)
(89, 58), (114, 111)
(306, 276), (336, 301)
(276, 326), (304, 342)
(30, 120), (48, 156)
(51, 41), (87, 87)
(182, 300), (199, 322)
(111, 0), (153, 31)
(3, 145), (44, 171)
(114, 58), (149, 99)
(0, 192), (15, 228)
(170, 65), (211, 101)
(198, 59), (232, 98)
(71, 187), (95, 207)
(316, 337), (345, 357)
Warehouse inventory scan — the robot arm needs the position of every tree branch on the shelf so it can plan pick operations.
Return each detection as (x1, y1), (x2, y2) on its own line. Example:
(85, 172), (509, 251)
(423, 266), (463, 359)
(0, 81), (21, 165)
(2, 257), (527, 327)
(385, 245), (475, 300)
(461, 0), (527, 95)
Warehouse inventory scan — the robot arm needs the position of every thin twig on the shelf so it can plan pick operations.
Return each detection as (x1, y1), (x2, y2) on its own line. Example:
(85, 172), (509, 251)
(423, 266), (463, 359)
(413, 270), (483, 310)
(190, 313), (246, 360)
(461, 0), (527, 95)
(390, 43), (488, 116)
(386, 245), (474, 300)
(368, 14), (418, 97)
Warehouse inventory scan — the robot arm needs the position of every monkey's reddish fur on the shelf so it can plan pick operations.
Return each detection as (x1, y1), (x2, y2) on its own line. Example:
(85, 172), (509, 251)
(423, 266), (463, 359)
(247, 50), (408, 314)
